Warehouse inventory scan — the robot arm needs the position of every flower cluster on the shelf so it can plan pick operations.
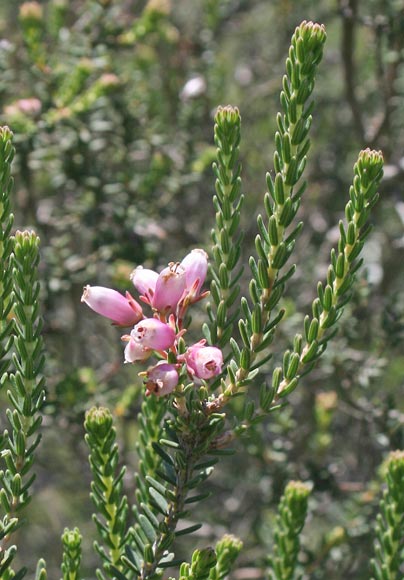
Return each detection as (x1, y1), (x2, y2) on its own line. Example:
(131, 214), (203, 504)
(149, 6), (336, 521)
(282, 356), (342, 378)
(82, 249), (223, 397)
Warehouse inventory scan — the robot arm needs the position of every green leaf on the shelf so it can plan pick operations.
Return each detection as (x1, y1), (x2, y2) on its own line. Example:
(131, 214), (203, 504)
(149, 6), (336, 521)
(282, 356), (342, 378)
(148, 487), (169, 515)
(152, 442), (174, 466)
(138, 514), (157, 543)
(175, 523), (202, 537)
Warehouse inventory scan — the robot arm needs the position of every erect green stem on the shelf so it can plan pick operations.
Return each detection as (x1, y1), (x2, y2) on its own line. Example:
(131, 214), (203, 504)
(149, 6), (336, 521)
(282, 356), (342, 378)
(275, 149), (383, 401)
(61, 528), (82, 580)
(140, 445), (196, 580)
(371, 451), (404, 580)
(1, 230), (45, 561)
(208, 105), (243, 352)
(218, 22), (327, 403)
(268, 481), (311, 580)
(85, 407), (129, 574)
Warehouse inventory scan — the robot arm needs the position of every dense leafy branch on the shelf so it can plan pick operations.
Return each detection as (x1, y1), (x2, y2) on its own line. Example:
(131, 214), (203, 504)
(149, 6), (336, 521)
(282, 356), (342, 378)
(61, 528), (82, 580)
(121, 401), (227, 580)
(85, 407), (130, 578)
(208, 535), (243, 580)
(217, 21), (327, 402)
(206, 105), (244, 353)
(371, 451), (404, 580)
(0, 127), (14, 381)
(267, 481), (311, 580)
(0, 128), (46, 579)
(269, 148), (383, 402)
(0, 125), (20, 580)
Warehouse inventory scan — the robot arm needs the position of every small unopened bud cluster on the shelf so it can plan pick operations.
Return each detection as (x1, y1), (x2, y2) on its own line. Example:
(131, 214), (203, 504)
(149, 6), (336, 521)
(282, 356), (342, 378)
(19, 1), (43, 22)
(82, 249), (223, 397)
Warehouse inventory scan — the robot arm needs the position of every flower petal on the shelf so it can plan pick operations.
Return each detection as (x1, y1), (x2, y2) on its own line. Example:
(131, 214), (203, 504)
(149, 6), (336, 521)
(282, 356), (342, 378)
(183, 343), (223, 379)
(82, 285), (143, 326)
(181, 248), (208, 295)
(130, 266), (159, 299)
(144, 362), (179, 396)
(131, 318), (176, 350)
(152, 263), (186, 314)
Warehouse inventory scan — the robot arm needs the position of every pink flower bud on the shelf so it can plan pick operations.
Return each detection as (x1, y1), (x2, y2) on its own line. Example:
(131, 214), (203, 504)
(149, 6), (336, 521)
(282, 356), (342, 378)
(131, 318), (176, 350)
(152, 263), (186, 314)
(181, 249), (208, 295)
(130, 266), (159, 301)
(144, 362), (179, 396)
(123, 336), (152, 363)
(183, 341), (223, 379)
(81, 285), (143, 326)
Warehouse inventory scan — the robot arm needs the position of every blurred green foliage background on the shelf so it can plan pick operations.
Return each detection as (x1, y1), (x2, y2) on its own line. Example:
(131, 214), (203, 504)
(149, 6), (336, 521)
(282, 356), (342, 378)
(1, 0), (404, 577)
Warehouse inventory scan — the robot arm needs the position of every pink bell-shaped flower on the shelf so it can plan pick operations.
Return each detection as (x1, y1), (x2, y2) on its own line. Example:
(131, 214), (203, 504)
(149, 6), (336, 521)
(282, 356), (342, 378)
(131, 318), (176, 351)
(81, 285), (143, 326)
(152, 262), (186, 314)
(181, 248), (208, 296)
(144, 362), (179, 397)
(182, 340), (223, 379)
(130, 266), (159, 302)
(123, 335), (152, 363)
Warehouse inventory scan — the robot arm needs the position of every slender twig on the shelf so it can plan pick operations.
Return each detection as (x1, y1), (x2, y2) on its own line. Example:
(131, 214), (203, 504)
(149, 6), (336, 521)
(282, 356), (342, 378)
(339, 0), (365, 141)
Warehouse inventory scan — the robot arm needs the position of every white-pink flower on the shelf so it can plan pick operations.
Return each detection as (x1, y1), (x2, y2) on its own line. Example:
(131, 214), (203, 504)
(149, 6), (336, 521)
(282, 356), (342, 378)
(181, 248), (208, 298)
(130, 266), (159, 302)
(182, 340), (223, 380)
(130, 251), (208, 316)
(81, 285), (143, 326)
(144, 362), (179, 396)
(152, 263), (186, 314)
(123, 336), (152, 364)
(131, 318), (176, 350)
